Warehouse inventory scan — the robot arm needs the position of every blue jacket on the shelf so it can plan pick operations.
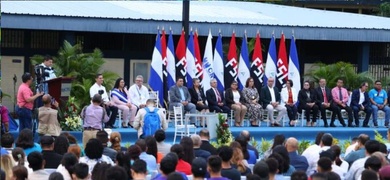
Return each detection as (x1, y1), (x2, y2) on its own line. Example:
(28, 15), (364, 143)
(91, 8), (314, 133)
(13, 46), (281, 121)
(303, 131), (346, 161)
(351, 89), (371, 108)
(289, 151), (309, 172)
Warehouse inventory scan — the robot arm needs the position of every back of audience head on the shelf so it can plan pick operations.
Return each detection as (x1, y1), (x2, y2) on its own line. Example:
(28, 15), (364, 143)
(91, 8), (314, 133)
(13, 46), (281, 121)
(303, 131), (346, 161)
(330, 145), (343, 166)
(315, 132), (325, 145)
(317, 157), (332, 173)
(15, 128), (34, 149)
(240, 130), (251, 142)
(167, 172), (185, 180)
(1, 133), (14, 148)
(253, 160), (269, 179)
(268, 153), (285, 174)
(60, 132), (78, 144)
(116, 152), (131, 179)
(207, 155), (222, 174)
(68, 145), (81, 159)
(170, 144), (185, 160)
(127, 145), (141, 160)
(85, 138), (104, 159)
(144, 136), (158, 162)
(154, 129), (166, 143)
(285, 137), (299, 152)
(365, 140), (381, 155)
(199, 129), (210, 140)
(105, 166), (128, 180)
(319, 149), (336, 162)
(54, 135), (70, 155)
(72, 163), (89, 180)
(192, 157), (207, 179)
(1, 155), (14, 179)
(61, 153), (78, 176)
(311, 172), (327, 180)
(11, 147), (26, 165)
(12, 165), (28, 180)
(217, 145), (233, 162)
(109, 131), (122, 152)
(27, 151), (45, 171)
(266, 158), (279, 175)
(320, 133), (333, 147)
(135, 139), (147, 152)
(91, 162), (112, 180)
(372, 151), (389, 167)
(180, 136), (195, 164)
(246, 174), (262, 180)
(291, 171), (308, 180)
(271, 134), (286, 149)
(380, 143), (388, 154)
(160, 152), (179, 175)
(49, 172), (64, 180)
(235, 135), (250, 160)
(325, 171), (341, 180)
(358, 134), (370, 146)
(379, 165), (390, 180)
(364, 155), (382, 172)
(40, 135), (55, 150)
(361, 169), (378, 180)
(131, 159), (147, 177)
(191, 134), (202, 148)
(272, 145), (291, 173)
(96, 130), (109, 146)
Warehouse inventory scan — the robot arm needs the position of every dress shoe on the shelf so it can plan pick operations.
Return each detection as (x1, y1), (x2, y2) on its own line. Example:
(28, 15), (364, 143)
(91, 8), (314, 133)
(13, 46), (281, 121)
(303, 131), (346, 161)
(272, 123), (281, 127)
(250, 124), (258, 127)
(348, 124), (355, 127)
(374, 123), (378, 128)
(330, 124), (336, 127)
(341, 123), (347, 127)
(362, 125), (370, 127)
(324, 124), (329, 128)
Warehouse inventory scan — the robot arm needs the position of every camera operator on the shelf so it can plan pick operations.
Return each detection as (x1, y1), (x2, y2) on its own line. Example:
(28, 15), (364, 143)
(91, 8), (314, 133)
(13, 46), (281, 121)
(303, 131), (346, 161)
(38, 94), (61, 137)
(89, 74), (118, 129)
(36, 55), (57, 94)
(17, 73), (44, 131)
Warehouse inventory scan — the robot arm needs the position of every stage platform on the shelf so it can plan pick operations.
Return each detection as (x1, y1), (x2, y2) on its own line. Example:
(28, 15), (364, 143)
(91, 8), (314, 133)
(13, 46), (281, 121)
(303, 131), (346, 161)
(9, 121), (389, 145)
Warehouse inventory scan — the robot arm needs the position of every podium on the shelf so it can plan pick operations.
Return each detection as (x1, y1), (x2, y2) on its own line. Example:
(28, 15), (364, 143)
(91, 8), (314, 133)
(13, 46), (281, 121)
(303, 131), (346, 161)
(46, 77), (74, 102)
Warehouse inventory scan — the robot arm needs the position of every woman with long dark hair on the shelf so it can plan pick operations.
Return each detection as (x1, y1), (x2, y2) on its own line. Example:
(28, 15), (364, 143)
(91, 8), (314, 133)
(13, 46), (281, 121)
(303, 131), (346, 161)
(145, 136), (162, 163)
(15, 128), (42, 156)
(235, 136), (256, 164)
(116, 152), (132, 179)
(111, 77), (137, 128)
(180, 137), (195, 164)
(263, 134), (285, 159)
(242, 77), (262, 126)
(272, 145), (296, 176)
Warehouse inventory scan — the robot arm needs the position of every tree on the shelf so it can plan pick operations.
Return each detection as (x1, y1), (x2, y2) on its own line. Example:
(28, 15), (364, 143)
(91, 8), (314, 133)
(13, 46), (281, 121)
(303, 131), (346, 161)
(379, 2), (390, 17)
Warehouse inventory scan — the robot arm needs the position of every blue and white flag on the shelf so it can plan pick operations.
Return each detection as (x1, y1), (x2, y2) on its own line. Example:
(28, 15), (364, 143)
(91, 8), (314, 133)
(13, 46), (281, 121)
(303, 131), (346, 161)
(238, 34), (250, 90)
(186, 30), (196, 88)
(202, 30), (214, 93)
(213, 32), (225, 91)
(166, 30), (176, 88)
(289, 35), (301, 91)
(264, 34), (277, 86)
(148, 30), (164, 107)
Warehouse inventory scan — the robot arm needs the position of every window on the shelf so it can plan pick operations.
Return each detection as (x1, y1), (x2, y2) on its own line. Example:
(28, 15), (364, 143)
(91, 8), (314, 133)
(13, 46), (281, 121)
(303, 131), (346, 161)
(129, 60), (151, 86)
(30, 30), (59, 49)
(1, 29), (24, 48)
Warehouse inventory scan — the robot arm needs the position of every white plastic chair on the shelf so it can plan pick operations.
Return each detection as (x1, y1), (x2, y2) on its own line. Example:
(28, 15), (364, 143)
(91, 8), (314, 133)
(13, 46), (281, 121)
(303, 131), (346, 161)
(173, 106), (197, 144)
(149, 90), (160, 107)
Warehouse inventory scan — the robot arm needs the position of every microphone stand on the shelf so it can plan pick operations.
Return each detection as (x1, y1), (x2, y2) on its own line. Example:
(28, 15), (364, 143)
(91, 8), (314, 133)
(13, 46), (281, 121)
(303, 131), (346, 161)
(13, 74), (17, 114)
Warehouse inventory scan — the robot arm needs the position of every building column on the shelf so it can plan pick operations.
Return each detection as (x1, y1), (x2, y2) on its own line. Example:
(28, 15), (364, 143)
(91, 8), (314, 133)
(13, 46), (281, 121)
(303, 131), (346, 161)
(357, 42), (370, 73)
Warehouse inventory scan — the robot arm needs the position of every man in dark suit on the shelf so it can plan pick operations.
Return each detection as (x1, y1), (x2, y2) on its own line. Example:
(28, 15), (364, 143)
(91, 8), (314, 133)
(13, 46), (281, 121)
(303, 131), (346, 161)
(240, 130), (259, 159)
(206, 79), (230, 113)
(260, 77), (286, 126)
(199, 129), (217, 155)
(169, 77), (197, 124)
(286, 137), (309, 172)
(315, 78), (339, 127)
(350, 82), (372, 127)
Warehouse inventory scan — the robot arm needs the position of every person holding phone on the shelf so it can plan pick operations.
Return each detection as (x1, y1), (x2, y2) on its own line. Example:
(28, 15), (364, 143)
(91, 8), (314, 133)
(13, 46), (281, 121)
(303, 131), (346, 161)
(37, 94), (61, 137)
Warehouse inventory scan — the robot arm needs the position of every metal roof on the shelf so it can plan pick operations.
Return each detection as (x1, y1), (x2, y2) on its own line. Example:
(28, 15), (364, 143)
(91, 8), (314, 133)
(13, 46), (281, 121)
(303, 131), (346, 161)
(2, 1), (390, 41)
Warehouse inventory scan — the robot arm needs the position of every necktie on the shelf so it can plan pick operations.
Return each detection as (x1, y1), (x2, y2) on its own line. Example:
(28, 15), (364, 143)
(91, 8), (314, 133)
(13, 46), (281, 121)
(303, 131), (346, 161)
(322, 88), (328, 103)
(215, 89), (221, 103)
(339, 88), (343, 102)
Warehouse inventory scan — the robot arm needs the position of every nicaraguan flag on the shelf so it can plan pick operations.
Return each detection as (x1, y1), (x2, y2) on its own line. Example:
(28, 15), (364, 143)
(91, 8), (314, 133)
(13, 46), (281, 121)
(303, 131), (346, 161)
(186, 30), (196, 88)
(202, 30), (214, 93)
(148, 30), (164, 107)
(213, 32), (225, 91)
(264, 34), (277, 86)
(166, 30), (176, 88)
(238, 34), (250, 90)
(289, 35), (301, 91)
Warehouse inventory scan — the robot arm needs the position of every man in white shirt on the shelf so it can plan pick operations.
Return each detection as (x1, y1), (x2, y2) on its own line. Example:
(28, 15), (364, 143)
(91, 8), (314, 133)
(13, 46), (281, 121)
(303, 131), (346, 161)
(345, 140), (380, 180)
(37, 55), (57, 94)
(89, 73), (118, 129)
(128, 75), (150, 109)
(260, 77), (287, 126)
(302, 133), (332, 176)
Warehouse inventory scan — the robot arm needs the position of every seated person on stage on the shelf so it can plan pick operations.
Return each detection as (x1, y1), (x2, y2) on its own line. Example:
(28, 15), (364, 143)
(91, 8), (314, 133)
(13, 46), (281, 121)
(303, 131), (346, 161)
(260, 77), (286, 127)
(298, 81), (319, 127)
(350, 82), (372, 127)
(206, 78), (230, 114)
(281, 79), (298, 127)
(369, 80), (390, 128)
(89, 74), (118, 129)
(225, 81), (247, 127)
(128, 75), (149, 109)
(331, 78), (351, 127)
(133, 99), (167, 139)
(169, 77), (197, 125)
(0, 89), (10, 134)
(38, 94), (62, 137)
(111, 77), (137, 128)
(189, 78), (209, 125)
(242, 77), (262, 127)
(315, 78), (339, 127)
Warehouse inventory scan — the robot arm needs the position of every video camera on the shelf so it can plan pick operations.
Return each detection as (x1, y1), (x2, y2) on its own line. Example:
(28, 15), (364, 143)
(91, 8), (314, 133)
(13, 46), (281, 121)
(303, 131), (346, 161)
(34, 64), (50, 85)
(98, 90), (104, 95)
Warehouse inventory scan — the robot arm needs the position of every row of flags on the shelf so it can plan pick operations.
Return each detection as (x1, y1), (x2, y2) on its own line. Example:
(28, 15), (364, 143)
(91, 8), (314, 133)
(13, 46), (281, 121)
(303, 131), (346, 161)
(148, 29), (301, 107)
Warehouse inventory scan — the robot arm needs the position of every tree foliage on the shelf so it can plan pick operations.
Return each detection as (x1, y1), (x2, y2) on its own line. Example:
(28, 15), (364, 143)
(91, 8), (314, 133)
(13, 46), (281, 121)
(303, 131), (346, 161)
(379, 2), (390, 17)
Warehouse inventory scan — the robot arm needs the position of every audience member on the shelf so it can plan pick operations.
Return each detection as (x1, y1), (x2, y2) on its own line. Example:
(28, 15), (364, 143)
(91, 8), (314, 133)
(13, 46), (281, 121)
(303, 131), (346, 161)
(361, 169), (378, 180)
(252, 161), (269, 179)
(1, 130), (14, 154)
(346, 140), (381, 180)
(105, 165), (128, 180)
(199, 129), (217, 155)
(71, 163), (90, 180)
(180, 136), (195, 164)
(240, 130), (259, 159)
(345, 137), (359, 157)
(316, 157), (333, 173)
(302, 133), (332, 175)
(230, 141), (251, 175)
(325, 171), (341, 180)
(116, 151), (132, 179)
(266, 157), (284, 180)
(263, 134), (285, 159)
(131, 159), (148, 180)
(11, 165), (28, 180)
(155, 129), (172, 156)
(218, 146), (241, 180)
(235, 136), (256, 164)
(207, 155), (229, 180)
(192, 157), (208, 180)
(192, 134), (211, 160)
(27, 151), (50, 179)
(48, 172), (65, 180)
(38, 94), (62, 136)
(330, 145), (349, 173)
(379, 165), (390, 180)
(319, 149), (345, 179)
(40, 135), (63, 168)
(15, 128), (42, 156)
(145, 136), (161, 163)
(364, 155), (382, 172)
(167, 172), (186, 180)
(344, 134), (370, 165)
(67, 145), (82, 159)
(285, 137), (309, 172)
(54, 136), (70, 155)
(96, 130), (117, 161)
(153, 152), (179, 180)
(133, 99), (167, 138)
(273, 145), (296, 176)
(12, 147), (32, 173)
(170, 144), (192, 175)
(89, 73), (118, 129)
(128, 145), (142, 162)
(91, 162), (112, 180)
(109, 131), (127, 152)
(1, 154), (15, 180)
(56, 153), (78, 180)
(290, 171), (308, 180)
(136, 139), (157, 171)
(310, 173), (327, 180)
(79, 138), (114, 173)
